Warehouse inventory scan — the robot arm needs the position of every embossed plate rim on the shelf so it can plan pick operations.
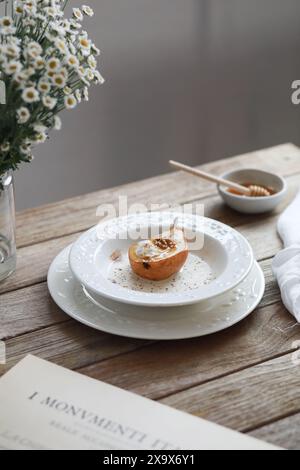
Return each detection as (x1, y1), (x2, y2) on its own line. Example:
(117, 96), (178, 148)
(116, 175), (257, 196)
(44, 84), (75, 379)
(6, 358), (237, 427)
(69, 212), (254, 307)
(48, 246), (264, 340)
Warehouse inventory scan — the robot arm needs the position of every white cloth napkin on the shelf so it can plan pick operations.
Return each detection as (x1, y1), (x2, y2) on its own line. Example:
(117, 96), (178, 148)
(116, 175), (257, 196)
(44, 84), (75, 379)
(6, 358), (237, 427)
(272, 190), (300, 321)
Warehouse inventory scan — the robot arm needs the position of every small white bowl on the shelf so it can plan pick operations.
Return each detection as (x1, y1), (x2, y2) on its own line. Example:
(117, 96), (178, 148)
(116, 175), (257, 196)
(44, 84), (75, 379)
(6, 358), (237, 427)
(218, 169), (287, 214)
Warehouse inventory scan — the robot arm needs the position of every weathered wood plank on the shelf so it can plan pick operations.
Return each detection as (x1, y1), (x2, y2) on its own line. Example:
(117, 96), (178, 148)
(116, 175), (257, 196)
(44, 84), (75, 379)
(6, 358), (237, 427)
(1, 186), (289, 296)
(0, 144), (298, 441)
(0, 283), (66, 340)
(6, 157), (300, 295)
(16, 144), (300, 247)
(260, 258), (281, 307)
(249, 413), (300, 450)
(77, 303), (300, 401)
(0, 233), (78, 295)
(6, 165), (300, 296)
(0, 256), (279, 341)
(160, 353), (300, 434)
(0, 321), (149, 377)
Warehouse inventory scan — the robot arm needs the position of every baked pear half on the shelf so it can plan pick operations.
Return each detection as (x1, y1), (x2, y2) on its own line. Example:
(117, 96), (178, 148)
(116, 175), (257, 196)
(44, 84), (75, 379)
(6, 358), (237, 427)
(128, 226), (188, 281)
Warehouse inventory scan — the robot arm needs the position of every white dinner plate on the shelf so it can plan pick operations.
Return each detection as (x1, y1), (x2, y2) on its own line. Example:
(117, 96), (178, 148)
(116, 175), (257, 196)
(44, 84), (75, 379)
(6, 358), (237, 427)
(69, 212), (253, 307)
(48, 245), (264, 340)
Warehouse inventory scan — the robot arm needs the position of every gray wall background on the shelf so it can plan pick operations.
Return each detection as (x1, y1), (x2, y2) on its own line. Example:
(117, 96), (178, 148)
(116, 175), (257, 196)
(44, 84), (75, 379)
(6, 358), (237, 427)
(15, 0), (300, 210)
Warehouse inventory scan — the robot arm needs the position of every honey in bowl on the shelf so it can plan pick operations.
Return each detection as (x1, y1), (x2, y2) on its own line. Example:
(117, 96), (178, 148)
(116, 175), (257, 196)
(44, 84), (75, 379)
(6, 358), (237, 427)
(227, 183), (276, 197)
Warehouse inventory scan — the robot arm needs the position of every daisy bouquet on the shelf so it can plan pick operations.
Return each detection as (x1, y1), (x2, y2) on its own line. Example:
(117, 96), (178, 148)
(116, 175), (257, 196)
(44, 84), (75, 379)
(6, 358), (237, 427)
(0, 0), (104, 188)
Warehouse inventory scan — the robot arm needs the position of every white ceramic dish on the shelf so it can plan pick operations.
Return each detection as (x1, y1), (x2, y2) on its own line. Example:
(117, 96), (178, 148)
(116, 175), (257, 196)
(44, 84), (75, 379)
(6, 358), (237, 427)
(69, 212), (254, 307)
(48, 246), (264, 340)
(218, 169), (287, 214)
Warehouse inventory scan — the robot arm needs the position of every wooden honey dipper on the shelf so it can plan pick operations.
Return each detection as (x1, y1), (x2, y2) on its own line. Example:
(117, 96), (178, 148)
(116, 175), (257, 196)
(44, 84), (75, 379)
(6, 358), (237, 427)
(169, 161), (271, 197)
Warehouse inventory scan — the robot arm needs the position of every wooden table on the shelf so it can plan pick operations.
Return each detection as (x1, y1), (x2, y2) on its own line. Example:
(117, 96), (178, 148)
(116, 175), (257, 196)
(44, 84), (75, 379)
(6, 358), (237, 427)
(1, 143), (300, 450)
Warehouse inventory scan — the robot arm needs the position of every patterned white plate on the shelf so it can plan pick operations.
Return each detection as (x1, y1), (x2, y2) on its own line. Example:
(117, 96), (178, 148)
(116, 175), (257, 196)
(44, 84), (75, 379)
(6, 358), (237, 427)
(69, 212), (254, 307)
(48, 246), (264, 340)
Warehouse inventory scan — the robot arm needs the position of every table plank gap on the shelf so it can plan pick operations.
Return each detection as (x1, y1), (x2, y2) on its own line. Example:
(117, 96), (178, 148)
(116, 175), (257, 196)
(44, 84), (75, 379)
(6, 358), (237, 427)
(76, 303), (300, 401)
(245, 408), (300, 434)
(248, 411), (300, 450)
(15, 143), (300, 248)
(1, 143), (300, 447)
(1, 322), (151, 377)
(0, 209), (283, 295)
(0, 261), (281, 341)
(159, 352), (300, 434)
(156, 348), (298, 402)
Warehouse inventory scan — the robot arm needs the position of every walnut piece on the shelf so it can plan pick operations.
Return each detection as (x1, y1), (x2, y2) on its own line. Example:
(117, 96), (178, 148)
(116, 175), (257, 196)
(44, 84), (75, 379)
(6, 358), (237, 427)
(153, 238), (176, 251)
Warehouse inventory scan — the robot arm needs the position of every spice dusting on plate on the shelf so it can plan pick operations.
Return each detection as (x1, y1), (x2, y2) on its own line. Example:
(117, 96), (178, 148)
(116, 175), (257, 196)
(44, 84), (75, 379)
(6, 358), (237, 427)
(108, 253), (216, 293)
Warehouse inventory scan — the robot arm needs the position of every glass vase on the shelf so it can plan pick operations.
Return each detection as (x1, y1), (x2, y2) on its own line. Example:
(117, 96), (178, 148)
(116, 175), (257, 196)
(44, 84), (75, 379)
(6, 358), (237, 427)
(0, 171), (16, 282)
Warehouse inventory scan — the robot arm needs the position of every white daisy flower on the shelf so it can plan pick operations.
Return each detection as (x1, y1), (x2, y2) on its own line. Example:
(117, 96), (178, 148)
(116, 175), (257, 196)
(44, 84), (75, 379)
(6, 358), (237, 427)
(13, 71), (27, 86)
(51, 24), (67, 37)
(87, 55), (97, 70)
(8, 36), (20, 46)
(62, 19), (72, 32)
(33, 123), (47, 134)
(34, 56), (46, 70)
(73, 8), (83, 21)
(63, 86), (72, 95)
(4, 44), (20, 59)
(59, 67), (68, 79)
(78, 65), (85, 75)
(64, 94), (77, 109)
(17, 107), (31, 124)
(0, 16), (16, 35)
(78, 36), (91, 53)
(45, 31), (57, 43)
(28, 41), (42, 53)
(23, 67), (35, 78)
(46, 70), (55, 79)
(85, 68), (94, 81)
(24, 2), (37, 16)
(80, 30), (89, 38)
(23, 17), (36, 27)
(42, 95), (57, 110)
(20, 142), (31, 155)
(0, 141), (10, 152)
(83, 86), (89, 101)
(46, 57), (60, 72)
(65, 54), (79, 68)
(52, 73), (66, 89)
(22, 86), (40, 103)
(55, 38), (68, 55)
(70, 20), (82, 30)
(14, 3), (24, 16)
(38, 79), (51, 94)
(26, 41), (43, 59)
(91, 44), (101, 56)
(82, 6), (94, 17)
(75, 89), (82, 103)
(44, 7), (58, 18)
(0, 16), (14, 29)
(4, 60), (22, 75)
(94, 70), (105, 85)
(34, 132), (48, 143)
(53, 115), (62, 130)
